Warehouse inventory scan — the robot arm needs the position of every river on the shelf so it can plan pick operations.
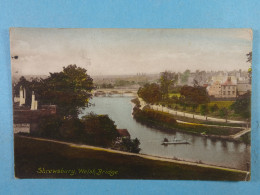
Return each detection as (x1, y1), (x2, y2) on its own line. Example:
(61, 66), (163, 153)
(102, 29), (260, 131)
(79, 95), (250, 170)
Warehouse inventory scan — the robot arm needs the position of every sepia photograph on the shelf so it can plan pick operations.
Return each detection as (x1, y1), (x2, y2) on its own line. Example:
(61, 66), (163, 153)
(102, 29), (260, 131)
(10, 28), (252, 180)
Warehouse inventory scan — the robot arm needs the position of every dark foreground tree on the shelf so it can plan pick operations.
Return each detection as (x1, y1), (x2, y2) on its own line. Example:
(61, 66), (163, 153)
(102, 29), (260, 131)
(121, 138), (141, 153)
(37, 65), (94, 117)
(81, 113), (119, 147)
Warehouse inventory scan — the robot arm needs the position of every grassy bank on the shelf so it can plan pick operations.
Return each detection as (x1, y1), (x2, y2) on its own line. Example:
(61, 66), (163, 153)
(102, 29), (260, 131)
(169, 114), (243, 127)
(156, 100), (245, 121)
(14, 135), (248, 180)
(132, 106), (242, 137)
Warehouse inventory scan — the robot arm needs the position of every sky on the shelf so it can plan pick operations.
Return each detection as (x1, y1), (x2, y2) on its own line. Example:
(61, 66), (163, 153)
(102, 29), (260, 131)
(10, 28), (253, 76)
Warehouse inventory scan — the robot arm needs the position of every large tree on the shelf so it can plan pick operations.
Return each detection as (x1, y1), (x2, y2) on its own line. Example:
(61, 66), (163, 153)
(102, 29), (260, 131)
(160, 71), (178, 100)
(137, 83), (162, 104)
(37, 65), (94, 117)
(180, 85), (210, 109)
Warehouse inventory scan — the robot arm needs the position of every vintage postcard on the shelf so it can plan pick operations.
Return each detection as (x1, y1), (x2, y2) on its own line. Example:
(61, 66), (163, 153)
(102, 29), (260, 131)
(11, 28), (252, 180)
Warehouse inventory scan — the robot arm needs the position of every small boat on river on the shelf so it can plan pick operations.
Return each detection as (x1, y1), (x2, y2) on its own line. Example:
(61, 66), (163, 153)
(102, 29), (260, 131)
(162, 138), (190, 145)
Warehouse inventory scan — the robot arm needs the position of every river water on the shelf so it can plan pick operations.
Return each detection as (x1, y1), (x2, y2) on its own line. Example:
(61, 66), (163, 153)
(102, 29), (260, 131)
(79, 96), (250, 170)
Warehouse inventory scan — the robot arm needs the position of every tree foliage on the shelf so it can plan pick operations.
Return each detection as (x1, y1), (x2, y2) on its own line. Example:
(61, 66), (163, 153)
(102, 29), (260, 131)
(81, 113), (119, 147)
(180, 69), (190, 84)
(37, 65), (94, 117)
(247, 51), (252, 63)
(14, 65), (94, 117)
(218, 107), (229, 122)
(180, 85), (209, 109)
(120, 138), (141, 153)
(200, 104), (209, 116)
(209, 104), (219, 113)
(230, 91), (251, 119)
(160, 71), (178, 100)
(137, 83), (162, 104)
(247, 51), (252, 84)
(37, 113), (119, 147)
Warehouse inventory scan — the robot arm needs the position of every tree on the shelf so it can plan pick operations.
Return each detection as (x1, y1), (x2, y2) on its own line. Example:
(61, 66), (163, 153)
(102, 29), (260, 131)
(81, 113), (119, 147)
(193, 70), (206, 86)
(180, 69), (190, 85)
(247, 51), (252, 84)
(180, 85), (210, 114)
(230, 91), (251, 119)
(209, 104), (219, 113)
(247, 51), (252, 63)
(200, 104), (209, 120)
(160, 71), (178, 100)
(137, 83), (162, 104)
(37, 65), (94, 117)
(219, 107), (229, 122)
(121, 137), (141, 153)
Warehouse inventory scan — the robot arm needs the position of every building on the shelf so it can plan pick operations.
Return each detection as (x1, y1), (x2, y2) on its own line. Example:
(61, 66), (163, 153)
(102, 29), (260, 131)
(208, 81), (222, 98)
(220, 77), (237, 98)
(237, 80), (251, 95)
(117, 129), (130, 139)
(13, 86), (57, 134)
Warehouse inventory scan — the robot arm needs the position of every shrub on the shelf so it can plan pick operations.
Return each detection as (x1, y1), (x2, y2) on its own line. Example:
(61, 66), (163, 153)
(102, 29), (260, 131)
(59, 118), (83, 140)
(37, 115), (63, 138)
(209, 104), (219, 113)
(81, 113), (119, 147)
(120, 138), (141, 153)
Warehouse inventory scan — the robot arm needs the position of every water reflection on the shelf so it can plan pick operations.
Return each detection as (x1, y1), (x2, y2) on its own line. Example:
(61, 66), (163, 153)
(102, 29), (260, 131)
(80, 96), (250, 170)
(221, 140), (227, 149)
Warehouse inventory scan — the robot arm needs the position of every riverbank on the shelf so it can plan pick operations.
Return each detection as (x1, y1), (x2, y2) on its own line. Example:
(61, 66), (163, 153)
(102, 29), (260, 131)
(138, 98), (247, 124)
(14, 135), (249, 180)
(132, 98), (250, 144)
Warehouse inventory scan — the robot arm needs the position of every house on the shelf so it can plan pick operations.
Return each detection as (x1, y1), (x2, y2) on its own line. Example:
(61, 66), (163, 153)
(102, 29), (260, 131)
(117, 129), (130, 139)
(221, 77), (237, 98)
(208, 81), (222, 98)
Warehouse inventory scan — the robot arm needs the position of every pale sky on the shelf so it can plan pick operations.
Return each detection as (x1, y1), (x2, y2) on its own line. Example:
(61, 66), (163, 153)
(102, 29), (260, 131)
(10, 28), (253, 76)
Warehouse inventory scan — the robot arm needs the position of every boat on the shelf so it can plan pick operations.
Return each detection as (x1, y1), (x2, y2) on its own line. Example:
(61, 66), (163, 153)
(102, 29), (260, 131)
(161, 138), (190, 145)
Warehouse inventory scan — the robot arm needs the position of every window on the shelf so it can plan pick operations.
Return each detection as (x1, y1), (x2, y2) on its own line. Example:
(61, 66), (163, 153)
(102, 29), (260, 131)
(228, 91), (230, 95)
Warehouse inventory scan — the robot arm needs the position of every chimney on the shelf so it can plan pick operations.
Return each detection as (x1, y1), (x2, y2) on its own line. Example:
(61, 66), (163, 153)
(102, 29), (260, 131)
(31, 91), (38, 110)
(19, 86), (26, 106)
